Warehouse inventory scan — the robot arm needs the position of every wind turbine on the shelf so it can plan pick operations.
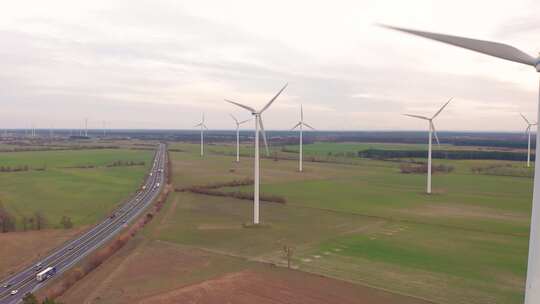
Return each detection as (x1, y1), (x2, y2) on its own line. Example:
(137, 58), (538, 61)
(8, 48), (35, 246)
(194, 113), (208, 157)
(521, 113), (537, 168)
(230, 114), (251, 163)
(84, 118), (88, 137)
(404, 98), (452, 194)
(225, 83), (288, 224)
(381, 23), (540, 304)
(291, 105), (315, 172)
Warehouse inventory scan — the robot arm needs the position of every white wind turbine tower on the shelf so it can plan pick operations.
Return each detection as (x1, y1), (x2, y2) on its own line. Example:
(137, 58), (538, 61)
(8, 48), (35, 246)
(225, 83), (288, 224)
(291, 105), (315, 172)
(381, 23), (540, 304)
(230, 114), (251, 163)
(521, 113), (537, 168)
(404, 98), (452, 194)
(84, 118), (88, 137)
(194, 113), (208, 157)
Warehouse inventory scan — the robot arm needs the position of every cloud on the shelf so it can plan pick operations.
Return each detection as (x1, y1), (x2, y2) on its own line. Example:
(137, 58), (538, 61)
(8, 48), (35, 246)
(0, 0), (536, 131)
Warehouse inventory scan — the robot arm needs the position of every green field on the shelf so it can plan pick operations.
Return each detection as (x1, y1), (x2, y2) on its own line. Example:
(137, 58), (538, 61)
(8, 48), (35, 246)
(152, 141), (532, 304)
(0, 148), (154, 229)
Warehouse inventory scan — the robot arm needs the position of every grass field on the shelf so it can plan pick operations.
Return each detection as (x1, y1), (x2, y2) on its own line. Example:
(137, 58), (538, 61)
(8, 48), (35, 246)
(150, 141), (532, 304)
(0, 148), (154, 229)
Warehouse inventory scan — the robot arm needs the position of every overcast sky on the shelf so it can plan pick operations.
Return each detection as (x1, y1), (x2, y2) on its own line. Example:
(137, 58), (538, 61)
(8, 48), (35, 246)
(0, 0), (538, 131)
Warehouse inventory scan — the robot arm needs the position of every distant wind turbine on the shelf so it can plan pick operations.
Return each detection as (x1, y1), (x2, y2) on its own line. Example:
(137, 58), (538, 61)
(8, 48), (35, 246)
(230, 114), (251, 163)
(194, 113), (208, 157)
(85, 118), (88, 137)
(225, 83), (288, 224)
(380, 23), (540, 304)
(404, 98), (452, 194)
(291, 105), (315, 172)
(521, 113), (537, 168)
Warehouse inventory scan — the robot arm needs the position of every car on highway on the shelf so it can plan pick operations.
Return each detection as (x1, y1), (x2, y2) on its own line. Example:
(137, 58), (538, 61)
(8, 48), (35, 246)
(34, 262), (42, 271)
(10, 289), (18, 295)
(3, 283), (11, 289)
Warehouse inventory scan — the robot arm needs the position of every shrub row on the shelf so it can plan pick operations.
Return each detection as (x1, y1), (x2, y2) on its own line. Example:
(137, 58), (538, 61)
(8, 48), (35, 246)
(399, 163), (454, 174)
(106, 160), (145, 167)
(471, 164), (532, 177)
(176, 178), (286, 204)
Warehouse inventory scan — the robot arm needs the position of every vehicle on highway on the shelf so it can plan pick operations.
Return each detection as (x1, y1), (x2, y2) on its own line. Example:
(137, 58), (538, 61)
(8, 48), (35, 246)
(10, 290), (18, 295)
(3, 283), (11, 289)
(34, 262), (42, 271)
(36, 266), (56, 282)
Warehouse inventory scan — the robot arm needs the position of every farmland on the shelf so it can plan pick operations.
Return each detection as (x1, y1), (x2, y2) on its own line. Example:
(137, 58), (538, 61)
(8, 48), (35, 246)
(54, 140), (532, 304)
(0, 148), (153, 229)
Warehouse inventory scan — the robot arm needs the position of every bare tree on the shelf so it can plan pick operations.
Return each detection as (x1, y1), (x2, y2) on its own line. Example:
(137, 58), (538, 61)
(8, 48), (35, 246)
(60, 216), (73, 229)
(35, 211), (47, 230)
(0, 203), (16, 232)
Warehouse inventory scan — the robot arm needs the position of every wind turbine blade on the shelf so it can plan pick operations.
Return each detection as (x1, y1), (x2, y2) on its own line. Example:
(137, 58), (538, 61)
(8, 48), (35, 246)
(225, 99), (256, 113)
(301, 104), (304, 122)
(379, 24), (537, 67)
(521, 113), (531, 125)
(260, 83), (288, 113)
(230, 114), (238, 123)
(432, 97), (453, 119)
(431, 122), (440, 146)
(526, 125), (531, 135)
(202, 113), (205, 123)
(403, 114), (430, 120)
(291, 122), (301, 130)
(194, 123), (203, 127)
(303, 122), (316, 130)
(239, 118), (252, 125)
(258, 117), (270, 156)
(203, 124), (208, 130)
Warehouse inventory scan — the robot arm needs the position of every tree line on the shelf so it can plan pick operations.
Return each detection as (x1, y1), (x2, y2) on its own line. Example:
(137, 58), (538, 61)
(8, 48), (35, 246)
(0, 203), (73, 233)
(176, 178), (287, 204)
(358, 148), (533, 161)
(106, 160), (145, 167)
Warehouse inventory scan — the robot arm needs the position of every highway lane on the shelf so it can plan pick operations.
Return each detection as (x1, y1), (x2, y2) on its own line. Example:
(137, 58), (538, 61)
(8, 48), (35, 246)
(0, 143), (167, 304)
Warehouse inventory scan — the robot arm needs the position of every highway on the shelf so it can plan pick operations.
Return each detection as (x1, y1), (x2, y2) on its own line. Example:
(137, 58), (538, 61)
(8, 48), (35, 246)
(0, 143), (167, 304)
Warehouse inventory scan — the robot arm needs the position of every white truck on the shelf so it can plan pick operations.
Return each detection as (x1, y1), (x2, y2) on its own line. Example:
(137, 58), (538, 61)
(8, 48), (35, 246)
(36, 266), (56, 282)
